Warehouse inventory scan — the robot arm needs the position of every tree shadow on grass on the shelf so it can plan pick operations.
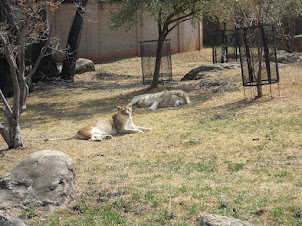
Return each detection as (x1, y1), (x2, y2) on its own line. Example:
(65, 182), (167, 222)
(202, 96), (276, 118)
(21, 87), (154, 129)
(33, 74), (145, 94)
(20, 70), (248, 129)
(22, 82), (231, 129)
(0, 148), (8, 158)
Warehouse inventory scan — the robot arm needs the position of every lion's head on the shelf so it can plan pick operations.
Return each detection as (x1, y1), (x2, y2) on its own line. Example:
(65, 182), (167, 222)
(174, 97), (186, 107)
(171, 95), (187, 107)
(116, 103), (132, 118)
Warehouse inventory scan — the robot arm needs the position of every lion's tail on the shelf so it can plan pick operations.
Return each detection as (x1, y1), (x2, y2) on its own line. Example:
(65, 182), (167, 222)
(45, 134), (78, 142)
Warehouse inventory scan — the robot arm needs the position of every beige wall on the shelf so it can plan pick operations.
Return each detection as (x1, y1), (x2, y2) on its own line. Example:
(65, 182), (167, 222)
(54, 2), (203, 63)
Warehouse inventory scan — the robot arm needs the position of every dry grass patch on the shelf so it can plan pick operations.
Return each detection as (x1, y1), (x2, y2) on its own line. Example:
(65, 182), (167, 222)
(0, 49), (302, 225)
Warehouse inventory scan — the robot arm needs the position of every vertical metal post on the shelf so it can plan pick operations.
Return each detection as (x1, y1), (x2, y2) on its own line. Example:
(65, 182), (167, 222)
(261, 25), (271, 84)
(140, 42), (145, 85)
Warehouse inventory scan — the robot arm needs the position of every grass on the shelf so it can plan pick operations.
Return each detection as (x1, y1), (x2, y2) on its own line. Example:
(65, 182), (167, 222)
(0, 49), (302, 225)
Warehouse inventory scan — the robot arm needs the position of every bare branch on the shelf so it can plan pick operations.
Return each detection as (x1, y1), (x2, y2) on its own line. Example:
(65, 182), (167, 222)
(18, 20), (29, 81)
(0, 106), (8, 118)
(0, 0), (63, 149)
(0, 89), (13, 116)
(0, 34), (21, 118)
(19, 20), (30, 112)
(0, 123), (10, 145)
(25, 18), (54, 83)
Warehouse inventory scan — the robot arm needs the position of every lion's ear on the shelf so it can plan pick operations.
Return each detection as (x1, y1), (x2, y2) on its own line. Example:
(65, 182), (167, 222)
(127, 103), (132, 108)
(117, 106), (122, 111)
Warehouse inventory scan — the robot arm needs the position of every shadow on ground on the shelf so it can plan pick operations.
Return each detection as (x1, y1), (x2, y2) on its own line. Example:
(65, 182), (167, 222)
(11, 68), (247, 130)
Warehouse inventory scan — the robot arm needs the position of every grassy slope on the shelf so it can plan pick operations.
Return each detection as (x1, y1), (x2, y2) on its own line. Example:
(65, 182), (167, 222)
(0, 49), (301, 225)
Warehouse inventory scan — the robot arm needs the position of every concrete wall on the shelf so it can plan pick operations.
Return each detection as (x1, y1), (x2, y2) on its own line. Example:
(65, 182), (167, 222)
(54, 2), (203, 63)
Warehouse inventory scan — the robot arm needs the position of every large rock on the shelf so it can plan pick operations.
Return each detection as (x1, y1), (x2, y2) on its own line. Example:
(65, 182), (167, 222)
(0, 211), (26, 226)
(181, 63), (240, 81)
(75, 58), (95, 74)
(181, 65), (222, 81)
(199, 214), (251, 226)
(277, 50), (302, 63)
(0, 150), (76, 212)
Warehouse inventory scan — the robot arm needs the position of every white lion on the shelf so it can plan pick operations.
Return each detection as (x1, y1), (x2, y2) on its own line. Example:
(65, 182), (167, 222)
(130, 90), (190, 110)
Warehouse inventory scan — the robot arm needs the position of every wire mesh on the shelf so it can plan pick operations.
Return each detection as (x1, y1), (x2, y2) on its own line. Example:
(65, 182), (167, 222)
(212, 30), (238, 64)
(236, 24), (279, 86)
(140, 40), (172, 85)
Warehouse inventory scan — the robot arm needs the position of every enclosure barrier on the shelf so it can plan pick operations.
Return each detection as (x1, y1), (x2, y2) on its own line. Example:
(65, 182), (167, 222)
(212, 29), (238, 64)
(140, 40), (172, 85)
(236, 24), (279, 87)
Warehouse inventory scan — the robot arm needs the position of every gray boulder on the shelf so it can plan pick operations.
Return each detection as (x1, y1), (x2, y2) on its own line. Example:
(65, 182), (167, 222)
(181, 63), (240, 81)
(199, 214), (251, 226)
(181, 64), (223, 81)
(277, 50), (302, 63)
(75, 58), (95, 74)
(0, 211), (26, 226)
(0, 150), (76, 212)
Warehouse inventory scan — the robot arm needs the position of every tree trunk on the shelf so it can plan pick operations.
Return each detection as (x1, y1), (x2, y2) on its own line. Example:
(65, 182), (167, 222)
(61, 0), (88, 80)
(1, 0), (58, 149)
(256, 5), (263, 98)
(256, 26), (263, 98)
(151, 36), (165, 88)
(8, 120), (23, 149)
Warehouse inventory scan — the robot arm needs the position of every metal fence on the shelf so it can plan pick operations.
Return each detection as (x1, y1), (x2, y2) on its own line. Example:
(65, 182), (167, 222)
(140, 40), (172, 85)
(212, 29), (238, 64)
(236, 24), (279, 87)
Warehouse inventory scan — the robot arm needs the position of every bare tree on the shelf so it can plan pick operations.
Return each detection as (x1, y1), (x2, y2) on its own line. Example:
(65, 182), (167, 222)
(205, 0), (302, 98)
(0, 0), (61, 149)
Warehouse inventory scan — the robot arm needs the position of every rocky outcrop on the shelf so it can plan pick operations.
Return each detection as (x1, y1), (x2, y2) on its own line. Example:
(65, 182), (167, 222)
(181, 63), (240, 81)
(277, 50), (302, 63)
(0, 150), (76, 213)
(181, 65), (222, 81)
(0, 211), (26, 226)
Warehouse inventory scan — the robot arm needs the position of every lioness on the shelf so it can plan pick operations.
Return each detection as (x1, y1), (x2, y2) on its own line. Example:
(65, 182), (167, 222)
(131, 90), (190, 110)
(45, 104), (152, 142)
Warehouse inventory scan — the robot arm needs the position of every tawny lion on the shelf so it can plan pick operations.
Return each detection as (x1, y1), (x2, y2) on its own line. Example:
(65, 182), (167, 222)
(45, 104), (152, 142)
